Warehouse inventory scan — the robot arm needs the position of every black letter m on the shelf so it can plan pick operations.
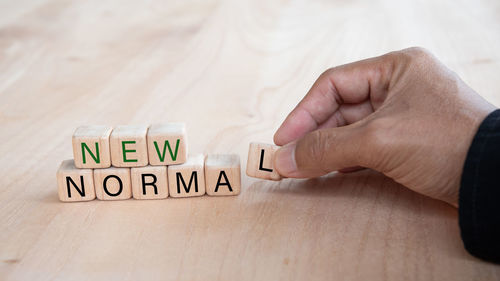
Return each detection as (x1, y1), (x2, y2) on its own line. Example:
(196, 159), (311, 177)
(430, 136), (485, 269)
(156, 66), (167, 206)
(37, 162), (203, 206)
(176, 171), (198, 194)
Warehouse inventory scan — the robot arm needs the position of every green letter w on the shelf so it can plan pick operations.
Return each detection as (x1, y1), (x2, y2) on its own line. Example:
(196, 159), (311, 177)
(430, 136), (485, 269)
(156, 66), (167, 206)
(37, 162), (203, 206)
(154, 139), (180, 162)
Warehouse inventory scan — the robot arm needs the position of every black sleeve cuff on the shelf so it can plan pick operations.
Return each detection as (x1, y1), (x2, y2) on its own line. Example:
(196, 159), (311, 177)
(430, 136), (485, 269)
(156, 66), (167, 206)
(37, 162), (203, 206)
(459, 109), (500, 263)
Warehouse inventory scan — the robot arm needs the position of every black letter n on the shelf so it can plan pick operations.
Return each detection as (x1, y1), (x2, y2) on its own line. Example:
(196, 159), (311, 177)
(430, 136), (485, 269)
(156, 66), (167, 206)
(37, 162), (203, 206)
(66, 176), (86, 198)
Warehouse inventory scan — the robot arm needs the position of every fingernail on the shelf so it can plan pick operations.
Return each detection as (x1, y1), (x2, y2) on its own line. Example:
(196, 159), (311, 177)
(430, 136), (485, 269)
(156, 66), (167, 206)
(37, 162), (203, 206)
(274, 142), (297, 176)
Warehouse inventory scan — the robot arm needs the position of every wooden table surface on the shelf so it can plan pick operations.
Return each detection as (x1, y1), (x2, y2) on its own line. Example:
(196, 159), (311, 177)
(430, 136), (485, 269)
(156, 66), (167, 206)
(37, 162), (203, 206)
(1, 0), (500, 280)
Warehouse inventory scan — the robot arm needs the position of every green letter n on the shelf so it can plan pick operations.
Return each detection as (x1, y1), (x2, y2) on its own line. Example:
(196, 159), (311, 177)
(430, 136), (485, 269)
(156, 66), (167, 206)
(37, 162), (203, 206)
(154, 139), (180, 162)
(81, 142), (100, 164)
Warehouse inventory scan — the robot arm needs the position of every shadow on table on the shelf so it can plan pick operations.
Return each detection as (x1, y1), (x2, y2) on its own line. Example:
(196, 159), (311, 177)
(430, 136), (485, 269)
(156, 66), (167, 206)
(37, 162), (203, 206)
(247, 168), (456, 218)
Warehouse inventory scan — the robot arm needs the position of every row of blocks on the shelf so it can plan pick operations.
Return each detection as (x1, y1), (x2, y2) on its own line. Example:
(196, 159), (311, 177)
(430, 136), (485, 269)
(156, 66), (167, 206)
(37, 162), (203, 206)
(71, 123), (188, 168)
(57, 124), (241, 201)
(57, 154), (240, 201)
(57, 124), (284, 202)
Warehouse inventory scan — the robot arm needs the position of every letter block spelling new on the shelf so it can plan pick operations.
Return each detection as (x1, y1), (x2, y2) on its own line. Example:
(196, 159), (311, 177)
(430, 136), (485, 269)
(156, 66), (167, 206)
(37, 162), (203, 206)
(246, 142), (282, 181)
(131, 166), (168, 200)
(72, 125), (113, 168)
(110, 125), (149, 167)
(94, 167), (132, 200)
(205, 154), (241, 196)
(168, 154), (205, 198)
(147, 123), (187, 166)
(57, 160), (96, 202)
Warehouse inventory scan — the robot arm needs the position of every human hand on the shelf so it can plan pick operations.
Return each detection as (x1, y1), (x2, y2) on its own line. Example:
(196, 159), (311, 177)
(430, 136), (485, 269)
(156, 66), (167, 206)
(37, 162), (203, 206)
(273, 47), (495, 206)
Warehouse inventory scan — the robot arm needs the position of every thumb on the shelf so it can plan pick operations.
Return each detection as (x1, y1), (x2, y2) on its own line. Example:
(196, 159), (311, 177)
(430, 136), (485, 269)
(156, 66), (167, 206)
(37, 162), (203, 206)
(274, 126), (364, 178)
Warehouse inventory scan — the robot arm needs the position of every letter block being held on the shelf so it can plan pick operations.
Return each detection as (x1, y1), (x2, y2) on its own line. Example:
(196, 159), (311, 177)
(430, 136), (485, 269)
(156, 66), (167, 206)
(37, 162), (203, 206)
(110, 125), (149, 167)
(168, 154), (205, 198)
(205, 154), (241, 196)
(246, 142), (282, 181)
(94, 167), (132, 200)
(72, 125), (113, 168)
(57, 160), (96, 202)
(131, 166), (168, 200)
(147, 123), (187, 166)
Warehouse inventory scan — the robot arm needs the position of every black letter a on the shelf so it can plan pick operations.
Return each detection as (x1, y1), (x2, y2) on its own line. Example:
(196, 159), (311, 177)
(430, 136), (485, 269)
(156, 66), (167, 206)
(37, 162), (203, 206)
(214, 171), (233, 192)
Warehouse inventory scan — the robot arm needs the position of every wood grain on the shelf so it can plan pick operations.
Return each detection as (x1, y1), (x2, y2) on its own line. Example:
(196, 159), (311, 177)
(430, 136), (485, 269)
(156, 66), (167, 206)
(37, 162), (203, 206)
(1, 0), (500, 280)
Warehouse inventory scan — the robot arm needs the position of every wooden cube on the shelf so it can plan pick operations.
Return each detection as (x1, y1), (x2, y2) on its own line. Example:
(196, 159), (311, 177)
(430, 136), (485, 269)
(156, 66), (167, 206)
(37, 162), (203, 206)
(72, 125), (113, 168)
(131, 166), (168, 200)
(246, 142), (282, 181)
(168, 154), (205, 198)
(147, 123), (188, 166)
(94, 167), (132, 200)
(205, 154), (241, 196)
(110, 125), (149, 167)
(56, 159), (96, 202)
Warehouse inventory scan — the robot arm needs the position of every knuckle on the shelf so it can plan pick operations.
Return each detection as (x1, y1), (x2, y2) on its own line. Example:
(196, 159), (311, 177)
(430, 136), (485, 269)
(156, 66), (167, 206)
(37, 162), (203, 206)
(379, 47), (434, 71)
(383, 47), (437, 80)
(400, 46), (433, 65)
(319, 67), (337, 81)
(321, 68), (334, 76)
(406, 46), (431, 57)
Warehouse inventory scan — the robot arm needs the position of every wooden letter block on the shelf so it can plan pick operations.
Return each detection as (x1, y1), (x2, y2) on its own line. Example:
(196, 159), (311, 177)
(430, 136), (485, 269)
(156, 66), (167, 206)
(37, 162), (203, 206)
(72, 125), (112, 168)
(110, 125), (149, 167)
(168, 154), (205, 198)
(131, 166), (168, 200)
(57, 160), (96, 202)
(94, 167), (132, 200)
(147, 123), (188, 166)
(205, 154), (241, 196)
(246, 142), (282, 181)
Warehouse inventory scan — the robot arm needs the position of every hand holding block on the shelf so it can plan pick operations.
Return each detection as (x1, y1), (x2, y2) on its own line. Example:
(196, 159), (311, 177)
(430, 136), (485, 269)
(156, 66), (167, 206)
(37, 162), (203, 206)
(72, 125), (112, 168)
(131, 166), (168, 200)
(246, 142), (282, 181)
(110, 125), (149, 167)
(168, 154), (205, 198)
(205, 154), (241, 196)
(57, 160), (96, 202)
(94, 167), (132, 200)
(147, 123), (187, 165)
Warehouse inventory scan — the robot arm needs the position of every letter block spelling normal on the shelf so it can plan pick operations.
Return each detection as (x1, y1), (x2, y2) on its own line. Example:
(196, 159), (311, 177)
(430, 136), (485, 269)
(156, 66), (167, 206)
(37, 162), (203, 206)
(246, 142), (282, 181)
(57, 160), (96, 202)
(131, 165), (168, 199)
(94, 167), (132, 200)
(205, 154), (241, 196)
(168, 154), (205, 198)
